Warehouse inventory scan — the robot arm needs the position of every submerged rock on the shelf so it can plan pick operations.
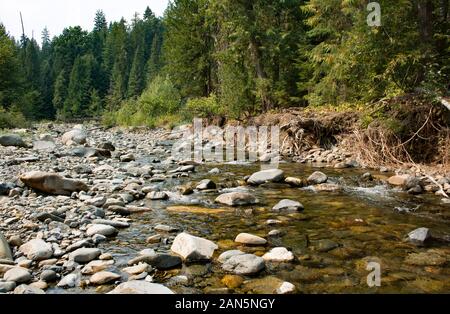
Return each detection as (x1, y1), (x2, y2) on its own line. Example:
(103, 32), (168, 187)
(307, 171), (328, 185)
(262, 247), (295, 262)
(272, 199), (304, 212)
(215, 192), (258, 206)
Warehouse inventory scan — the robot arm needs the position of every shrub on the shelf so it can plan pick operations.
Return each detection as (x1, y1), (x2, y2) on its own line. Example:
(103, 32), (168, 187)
(184, 94), (222, 120)
(102, 75), (183, 128)
(0, 106), (29, 129)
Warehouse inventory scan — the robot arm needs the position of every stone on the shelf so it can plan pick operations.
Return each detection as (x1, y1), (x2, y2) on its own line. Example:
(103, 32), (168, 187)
(108, 281), (174, 294)
(196, 179), (216, 190)
(247, 169), (285, 185)
(19, 239), (53, 261)
(171, 233), (218, 262)
(57, 273), (80, 288)
(146, 234), (162, 244)
(0, 134), (27, 147)
(316, 239), (340, 252)
(215, 192), (258, 206)
(81, 260), (114, 275)
(134, 254), (182, 270)
(85, 196), (107, 207)
(209, 168), (220, 174)
(97, 141), (115, 151)
(20, 171), (88, 195)
(146, 191), (168, 200)
(0, 183), (13, 195)
(120, 153), (135, 162)
(0, 281), (16, 293)
(123, 263), (150, 275)
(13, 284), (45, 294)
(272, 199), (304, 212)
(284, 177), (305, 187)
(3, 267), (31, 283)
(388, 174), (414, 187)
(218, 250), (246, 263)
(61, 129), (87, 145)
(407, 227), (431, 245)
(33, 140), (56, 150)
(277, 282), (296, 294)
(312, 183), (342, 192)
(262, 247), (294, 262)
(154, 224), (178, 233)
(221, 275), (244, 289)
(0, 232), (13, 261)
(221, 253), (265, 275)
(307, 171), (328, 185)
(242, 276), (288, 294)
(235, 233), (267, 246)
(86, 224), (118, 237)
(40, 270), (58, 282)
(92, 219), (130, 228)
(29, 281), (48, 290)
(69, 248), (101, 263)
(89, 271), (121, 285)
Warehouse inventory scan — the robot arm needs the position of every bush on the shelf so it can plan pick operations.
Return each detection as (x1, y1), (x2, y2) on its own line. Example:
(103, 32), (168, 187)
(103, 75), (183, 128)
(0, 106), (29, 129)
(184, 94), (223, 120)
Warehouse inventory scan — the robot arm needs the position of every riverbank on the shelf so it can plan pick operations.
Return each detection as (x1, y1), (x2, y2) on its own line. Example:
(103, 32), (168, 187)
(0, 120), (449, 294)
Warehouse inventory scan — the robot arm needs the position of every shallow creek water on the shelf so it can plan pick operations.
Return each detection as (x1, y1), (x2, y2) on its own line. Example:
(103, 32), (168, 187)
(50, 161), (450, 294)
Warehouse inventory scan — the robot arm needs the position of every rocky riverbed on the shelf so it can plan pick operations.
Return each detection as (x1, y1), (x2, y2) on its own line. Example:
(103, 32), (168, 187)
(0, 123), (449, 294)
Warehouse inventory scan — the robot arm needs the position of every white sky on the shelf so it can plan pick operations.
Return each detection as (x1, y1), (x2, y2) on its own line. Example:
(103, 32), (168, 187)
(0, 0), (169, 44)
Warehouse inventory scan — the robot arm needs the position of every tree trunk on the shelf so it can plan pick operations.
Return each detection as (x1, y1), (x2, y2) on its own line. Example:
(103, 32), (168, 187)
(418, 0), (434, 43)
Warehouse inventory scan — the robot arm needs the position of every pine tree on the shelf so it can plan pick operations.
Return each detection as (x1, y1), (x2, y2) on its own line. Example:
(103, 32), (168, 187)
(0, 24), (22, 108)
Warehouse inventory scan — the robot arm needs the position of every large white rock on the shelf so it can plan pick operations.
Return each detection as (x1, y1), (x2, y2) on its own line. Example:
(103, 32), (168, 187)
(247, 169), (285, 185)
(171, 232), (218, 262)
(19, 239), (53, 261)
(61, 129), (87, 146)
(262, 247), (295, 262)
(108, 281), (174, 294)
(235, 233), (267, 245)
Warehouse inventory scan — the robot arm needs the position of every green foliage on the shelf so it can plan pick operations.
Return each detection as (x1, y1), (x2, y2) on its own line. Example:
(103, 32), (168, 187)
(0, 106), (28, 129)
(105, 75), (182, 127)
(184, 94), (222, 119)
